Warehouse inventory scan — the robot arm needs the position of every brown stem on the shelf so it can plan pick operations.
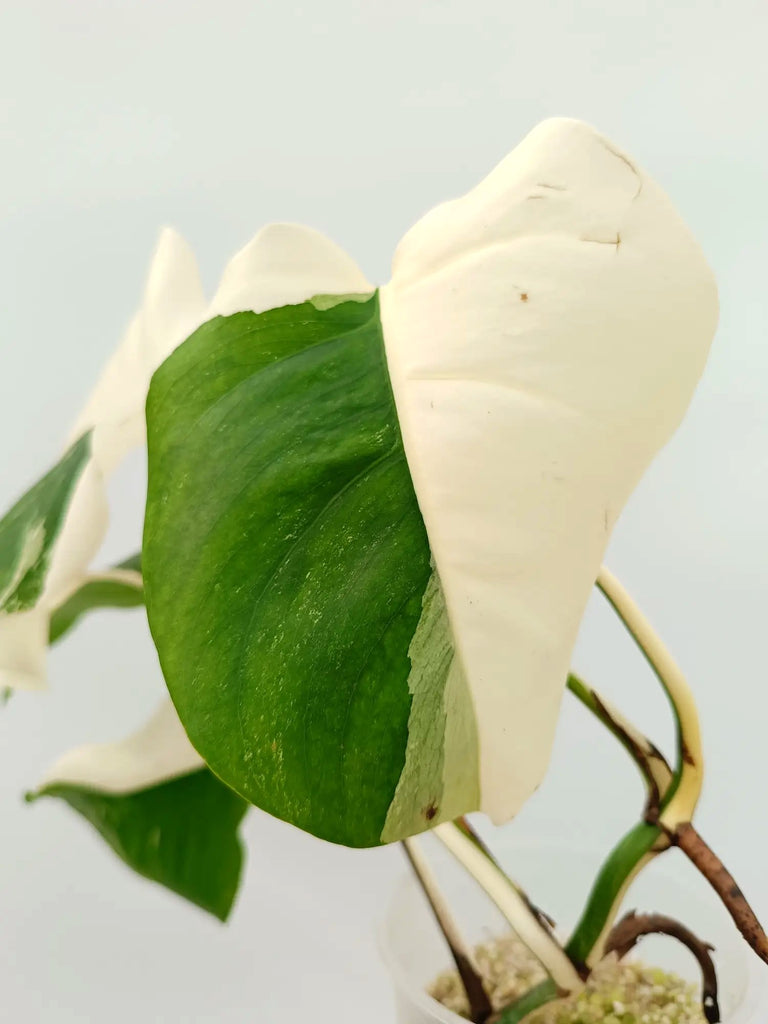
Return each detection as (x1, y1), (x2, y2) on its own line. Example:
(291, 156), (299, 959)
(402, 839), (493, 1023)
(605, 910), (720, 1023)
(589, 690), (671, 822)
(567, 673), (675, 821)
(675, 822), (768, 968)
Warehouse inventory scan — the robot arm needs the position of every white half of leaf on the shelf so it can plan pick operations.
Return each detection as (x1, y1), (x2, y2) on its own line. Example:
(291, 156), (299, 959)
(39, 700), (204, 794)
(0, 607), (48, 690)
(67, 228), (207, 477)
(208, 222), (373, 317)
(380, 117), (718, 825)
(49, 229), (204, 606)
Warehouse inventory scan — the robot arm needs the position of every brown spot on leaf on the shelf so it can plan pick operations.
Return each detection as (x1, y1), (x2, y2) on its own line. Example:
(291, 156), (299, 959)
(520, 292), (528, 302)
(424, 802), (438, 821)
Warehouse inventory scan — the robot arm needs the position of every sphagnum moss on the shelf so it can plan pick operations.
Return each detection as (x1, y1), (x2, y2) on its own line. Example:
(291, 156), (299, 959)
(429, 934), (705, 1024)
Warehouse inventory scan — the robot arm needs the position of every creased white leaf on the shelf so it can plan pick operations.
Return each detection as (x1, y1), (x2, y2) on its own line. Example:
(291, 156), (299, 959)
(380, 117), (718, 824)
(67, 228), (207, 477)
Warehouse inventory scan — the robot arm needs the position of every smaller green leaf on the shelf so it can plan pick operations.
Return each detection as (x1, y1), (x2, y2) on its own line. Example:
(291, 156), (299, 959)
(144, 295), (437, 847)
(0, 433), (92, 613)
(49, 553), (144, 645)
(30, 768), (248, 921)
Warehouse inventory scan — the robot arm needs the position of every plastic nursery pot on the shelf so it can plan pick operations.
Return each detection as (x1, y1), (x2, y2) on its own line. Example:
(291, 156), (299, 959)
(379, 836), (768, 1024)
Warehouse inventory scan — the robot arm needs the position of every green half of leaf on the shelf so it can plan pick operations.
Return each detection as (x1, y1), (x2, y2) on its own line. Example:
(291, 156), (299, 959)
(0, 432), (92, 613)
(49, 553), (144, 645)
(30, 768), (248, 921)
(143, 293), (480, 848)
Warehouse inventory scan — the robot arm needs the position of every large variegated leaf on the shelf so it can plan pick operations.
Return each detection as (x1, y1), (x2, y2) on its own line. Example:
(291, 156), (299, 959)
(31, 770), (247, 921)
(0, 433), (92, 614)
(144, 294), (479, 847)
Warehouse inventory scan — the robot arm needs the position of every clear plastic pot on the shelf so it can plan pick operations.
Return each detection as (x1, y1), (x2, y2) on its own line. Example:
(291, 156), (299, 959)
(379, 836), (768, 1023)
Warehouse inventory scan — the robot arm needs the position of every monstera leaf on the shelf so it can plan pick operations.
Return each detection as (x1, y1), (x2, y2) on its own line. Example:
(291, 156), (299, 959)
(141, 118), (717, 848)
(144, 295), (478, 847)
(36, 770), (246, 922)
(29, 702), (247, 920)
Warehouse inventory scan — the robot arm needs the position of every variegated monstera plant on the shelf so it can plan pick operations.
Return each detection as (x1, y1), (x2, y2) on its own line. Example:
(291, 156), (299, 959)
(2, 119), (765, 1022)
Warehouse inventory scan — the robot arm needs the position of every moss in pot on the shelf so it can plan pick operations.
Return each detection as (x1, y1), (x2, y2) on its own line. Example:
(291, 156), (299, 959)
(1, 118), (766, 1022)
(430, 934), (705, 1023)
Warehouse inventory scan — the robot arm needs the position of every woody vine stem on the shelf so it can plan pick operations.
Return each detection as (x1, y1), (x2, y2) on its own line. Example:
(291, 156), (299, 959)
(404, 566), (768, 1023)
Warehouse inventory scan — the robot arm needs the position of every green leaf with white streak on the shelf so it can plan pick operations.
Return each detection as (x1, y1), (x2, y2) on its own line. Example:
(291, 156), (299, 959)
(144, 294), (480, 847)
(30, 769), (247, 921)
(49, 553), (144, 645)
(0, 433), (92, 613)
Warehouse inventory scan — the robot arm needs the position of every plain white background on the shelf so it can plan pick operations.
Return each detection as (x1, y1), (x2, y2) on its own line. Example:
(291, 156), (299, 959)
(1, 1), (767, 1021)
